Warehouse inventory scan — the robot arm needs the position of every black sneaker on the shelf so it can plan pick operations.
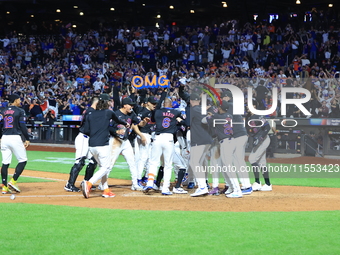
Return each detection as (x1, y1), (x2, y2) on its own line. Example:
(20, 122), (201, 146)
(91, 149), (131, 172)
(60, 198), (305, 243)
(64, 183), (80, 192)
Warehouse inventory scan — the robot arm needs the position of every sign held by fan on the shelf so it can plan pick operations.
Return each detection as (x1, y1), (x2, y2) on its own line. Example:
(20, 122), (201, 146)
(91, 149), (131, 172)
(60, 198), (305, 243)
(132, 75), (170, 89)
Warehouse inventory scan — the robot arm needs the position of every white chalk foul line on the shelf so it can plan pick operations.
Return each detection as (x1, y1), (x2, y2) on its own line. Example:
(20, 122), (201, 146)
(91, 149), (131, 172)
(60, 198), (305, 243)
(21, 175), (66, 182)
(0, 194), (82, 198)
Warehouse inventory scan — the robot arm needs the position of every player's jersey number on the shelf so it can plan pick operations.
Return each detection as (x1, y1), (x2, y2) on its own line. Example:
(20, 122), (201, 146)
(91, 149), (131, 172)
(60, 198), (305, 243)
(4, 116), (13, 128)
(162, 117), (171, 128)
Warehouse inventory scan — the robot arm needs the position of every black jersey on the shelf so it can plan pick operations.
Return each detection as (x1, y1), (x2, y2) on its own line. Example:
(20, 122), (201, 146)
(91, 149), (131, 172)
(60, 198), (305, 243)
(206, 112), (233, 141)
(84, 109), (127, 147)
(247, 114), (270, 139)
(79, 106), (95, 134)
(0, 105), (30, 141)
(154, 108), (181, 134)
(134, 105), (155, 133)
(115, 109), (141, 127)
(190, 105), (213, 146)
(227, 101), (247, 138)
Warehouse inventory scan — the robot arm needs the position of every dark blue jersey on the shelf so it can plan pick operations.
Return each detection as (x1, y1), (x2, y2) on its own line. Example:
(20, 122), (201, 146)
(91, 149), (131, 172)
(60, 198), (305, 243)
(206, 112), (233, 141)
(84, 109), (127, 147)
(154, 108), (181, 134)
(190, 105), (213, 146)
(79, 106), (95, 134)
(134, 105), (154, 133)
(0, 105), (30, 141)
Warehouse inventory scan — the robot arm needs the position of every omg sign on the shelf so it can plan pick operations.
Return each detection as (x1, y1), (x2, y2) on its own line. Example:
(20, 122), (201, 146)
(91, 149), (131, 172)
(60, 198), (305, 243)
(132, 75), (170, 89)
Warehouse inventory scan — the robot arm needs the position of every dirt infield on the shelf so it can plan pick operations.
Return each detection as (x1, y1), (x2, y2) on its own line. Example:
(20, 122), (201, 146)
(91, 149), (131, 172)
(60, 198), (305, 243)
(2, 144), (337, 212)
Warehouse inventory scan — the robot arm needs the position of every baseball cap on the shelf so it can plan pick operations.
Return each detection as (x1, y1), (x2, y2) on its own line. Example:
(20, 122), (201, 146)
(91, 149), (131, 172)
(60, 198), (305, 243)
(217, 100), (229, 111)
(99, 93), (110, 101)
(122, 97), (136, 106)
(147, 96), (159, 104)
(221, 90), (232, 98)
(190, 93), (200, 101)
(8, 94), (20, 103)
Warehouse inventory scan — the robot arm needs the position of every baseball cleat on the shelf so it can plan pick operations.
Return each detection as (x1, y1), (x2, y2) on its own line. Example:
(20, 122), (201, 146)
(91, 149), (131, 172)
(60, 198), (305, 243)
(224, 187), (233, 195)
(152, 183), (160, 191)
(131, 185), (144, 191)
(161, 189), (173, 195)
(241, 187), (253, 195)
(226, 191), (243, 198)
(143, 186), (155, 195)
(64, 183), (80, 192)
(208, 187), (220, 196)
(187, 182), (195, 189)
(82, 181), (92, 199)
(102, 189), (116, 198)
(260, 184), (272, 191)
(252, 182), (262, 191)
(190, 187), (209, 197)
(8, 178), (20, 193)
(2, 185), (11, 194)
(220, 185), (229, 194)
(172, 187), (188, 194)
(141, 177), (148, 184)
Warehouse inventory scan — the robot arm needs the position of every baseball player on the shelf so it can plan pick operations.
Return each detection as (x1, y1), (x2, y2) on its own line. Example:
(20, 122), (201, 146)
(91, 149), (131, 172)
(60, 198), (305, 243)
(188, 93), (213, 197)
(134, 96), (159, 186)
(110, 97), (150, 191)
(0, 94), (30, 194)
(203, 100), (243, 198)
(247, 100), (272, 191)
(172, 128), (189, 194)
(82, 94), (129, 198)
(178, 84), (196, 189)
(143, 98), (183, 195)
(222, 90), (253, 195)
(64, 96), (99, 192)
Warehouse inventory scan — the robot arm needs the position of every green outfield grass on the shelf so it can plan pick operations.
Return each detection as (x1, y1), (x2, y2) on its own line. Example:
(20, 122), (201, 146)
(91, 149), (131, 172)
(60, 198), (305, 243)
(0, 203), (338, 255)
(3, 150), (337, 188)
(1, 150), (339, 255)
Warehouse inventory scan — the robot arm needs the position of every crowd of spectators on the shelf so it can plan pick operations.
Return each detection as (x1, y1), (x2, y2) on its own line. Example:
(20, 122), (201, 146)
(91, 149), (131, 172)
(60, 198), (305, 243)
(0, 12), (340, 120)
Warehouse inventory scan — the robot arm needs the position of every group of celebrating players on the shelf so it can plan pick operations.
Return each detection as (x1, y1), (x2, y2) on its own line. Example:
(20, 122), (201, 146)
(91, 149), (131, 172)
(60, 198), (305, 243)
(63, 82), (274, 199)
(0, 83), (273, 198)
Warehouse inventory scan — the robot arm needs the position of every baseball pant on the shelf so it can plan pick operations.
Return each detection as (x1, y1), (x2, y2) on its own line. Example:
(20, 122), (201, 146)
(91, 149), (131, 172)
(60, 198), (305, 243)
(249, 135), (270, 167)
(109, 137), (139, 187)
(74, 132), (92, 162)
(190, 145), (208, 189)
(88, 145), (111, 190)
(146, 133), (174, 192)
(220, 138), (242, 193)
(209, 143), (228, 188)
(173, 141), (187, 176)
(135, 133), (152, 180)
(233, 135), (251, 189)
(1, 135), (27, 164)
